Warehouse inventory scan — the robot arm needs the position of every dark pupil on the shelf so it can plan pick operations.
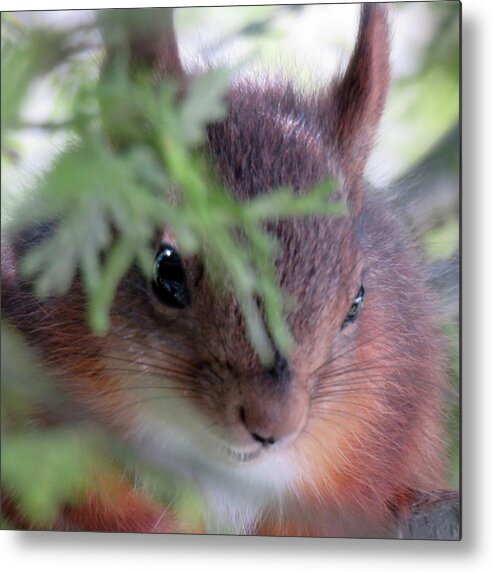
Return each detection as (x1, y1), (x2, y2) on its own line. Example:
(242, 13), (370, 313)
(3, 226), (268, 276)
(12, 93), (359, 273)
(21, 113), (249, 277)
(342, 285), (364, 328)
(152, 244), (190, 308)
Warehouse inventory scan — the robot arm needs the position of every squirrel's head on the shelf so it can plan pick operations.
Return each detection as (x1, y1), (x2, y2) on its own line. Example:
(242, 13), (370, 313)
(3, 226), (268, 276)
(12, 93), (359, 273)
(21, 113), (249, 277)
(102, 5), (391, 470)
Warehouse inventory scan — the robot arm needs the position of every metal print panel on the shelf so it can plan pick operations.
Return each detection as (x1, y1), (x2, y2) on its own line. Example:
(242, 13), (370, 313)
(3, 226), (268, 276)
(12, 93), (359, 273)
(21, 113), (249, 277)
(1, 2), (460, 539)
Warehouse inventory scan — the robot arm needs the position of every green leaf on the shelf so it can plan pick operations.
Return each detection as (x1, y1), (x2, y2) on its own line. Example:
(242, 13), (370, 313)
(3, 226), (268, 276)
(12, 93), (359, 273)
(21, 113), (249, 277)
(88, 237), (135, 333)
(1, 429), (99, 526)
(177, 68), (231, 144)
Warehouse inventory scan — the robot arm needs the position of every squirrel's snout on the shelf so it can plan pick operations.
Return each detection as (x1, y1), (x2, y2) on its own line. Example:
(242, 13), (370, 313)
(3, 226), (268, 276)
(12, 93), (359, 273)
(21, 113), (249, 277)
(238, 395), (306, 447)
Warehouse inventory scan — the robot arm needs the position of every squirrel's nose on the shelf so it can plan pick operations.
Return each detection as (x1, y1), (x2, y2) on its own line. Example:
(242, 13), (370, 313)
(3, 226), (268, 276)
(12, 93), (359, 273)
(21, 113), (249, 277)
(239, 406), (277, 446)
(250, 431), (276, 447)
(238, 402), (303, 447)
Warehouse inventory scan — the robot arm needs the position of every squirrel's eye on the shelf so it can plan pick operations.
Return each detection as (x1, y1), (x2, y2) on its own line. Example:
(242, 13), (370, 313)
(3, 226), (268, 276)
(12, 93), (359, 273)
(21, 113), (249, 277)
(152, 244), (190, 308)
(342, 285), (364, 329)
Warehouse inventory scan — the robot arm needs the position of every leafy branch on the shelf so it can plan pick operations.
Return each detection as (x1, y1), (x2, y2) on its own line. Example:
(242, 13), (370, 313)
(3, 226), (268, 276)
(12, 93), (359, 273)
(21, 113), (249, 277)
(3, 10), (342, 364)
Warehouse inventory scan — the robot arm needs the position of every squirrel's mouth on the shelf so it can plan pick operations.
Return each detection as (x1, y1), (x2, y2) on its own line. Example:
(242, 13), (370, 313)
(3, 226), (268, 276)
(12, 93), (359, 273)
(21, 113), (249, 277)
(224, 446), (262, 463)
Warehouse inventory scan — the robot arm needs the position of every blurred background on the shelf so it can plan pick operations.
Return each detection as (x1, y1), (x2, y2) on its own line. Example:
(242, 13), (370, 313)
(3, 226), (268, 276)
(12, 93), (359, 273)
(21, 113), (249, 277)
(1, 2), (459, 530)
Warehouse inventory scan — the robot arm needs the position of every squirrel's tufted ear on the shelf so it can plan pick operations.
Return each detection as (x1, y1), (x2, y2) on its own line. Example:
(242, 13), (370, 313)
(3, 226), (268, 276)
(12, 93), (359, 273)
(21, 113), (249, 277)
(102, 8), (183, 82)
(320, 4), (390, 212)
(129, 8), (182, 81)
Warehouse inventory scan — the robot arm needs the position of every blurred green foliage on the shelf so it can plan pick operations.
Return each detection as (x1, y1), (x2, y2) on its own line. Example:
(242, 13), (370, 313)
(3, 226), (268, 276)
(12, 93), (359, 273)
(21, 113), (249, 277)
(444, 320), (460, 490)
(2, 429), (97, 526)
(387, 2), (460, 172)
(1, 324), (103, 527)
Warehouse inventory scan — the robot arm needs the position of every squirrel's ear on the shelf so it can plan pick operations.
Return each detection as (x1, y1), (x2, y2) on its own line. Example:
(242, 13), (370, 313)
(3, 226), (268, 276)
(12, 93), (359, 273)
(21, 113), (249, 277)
(320, 4), (390, 210)
(129, 8), (183, 81)
(102, 8), (183, 81)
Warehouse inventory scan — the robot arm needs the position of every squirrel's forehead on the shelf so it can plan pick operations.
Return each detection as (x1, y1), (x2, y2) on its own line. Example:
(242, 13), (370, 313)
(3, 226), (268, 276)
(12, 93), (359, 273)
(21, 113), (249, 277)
(226, 103), (324, 152)
(271, 109), (323, 149)
(206, 92), (333, 202)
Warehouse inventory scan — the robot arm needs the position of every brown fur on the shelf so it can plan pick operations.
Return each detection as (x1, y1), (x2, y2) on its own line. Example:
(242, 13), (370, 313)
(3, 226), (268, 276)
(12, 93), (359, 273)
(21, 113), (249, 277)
(1, 5), (447, 537)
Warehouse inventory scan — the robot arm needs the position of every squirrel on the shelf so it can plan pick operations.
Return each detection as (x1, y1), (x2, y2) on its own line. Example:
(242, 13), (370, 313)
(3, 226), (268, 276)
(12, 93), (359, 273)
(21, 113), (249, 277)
(1, 4), (451, 537)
